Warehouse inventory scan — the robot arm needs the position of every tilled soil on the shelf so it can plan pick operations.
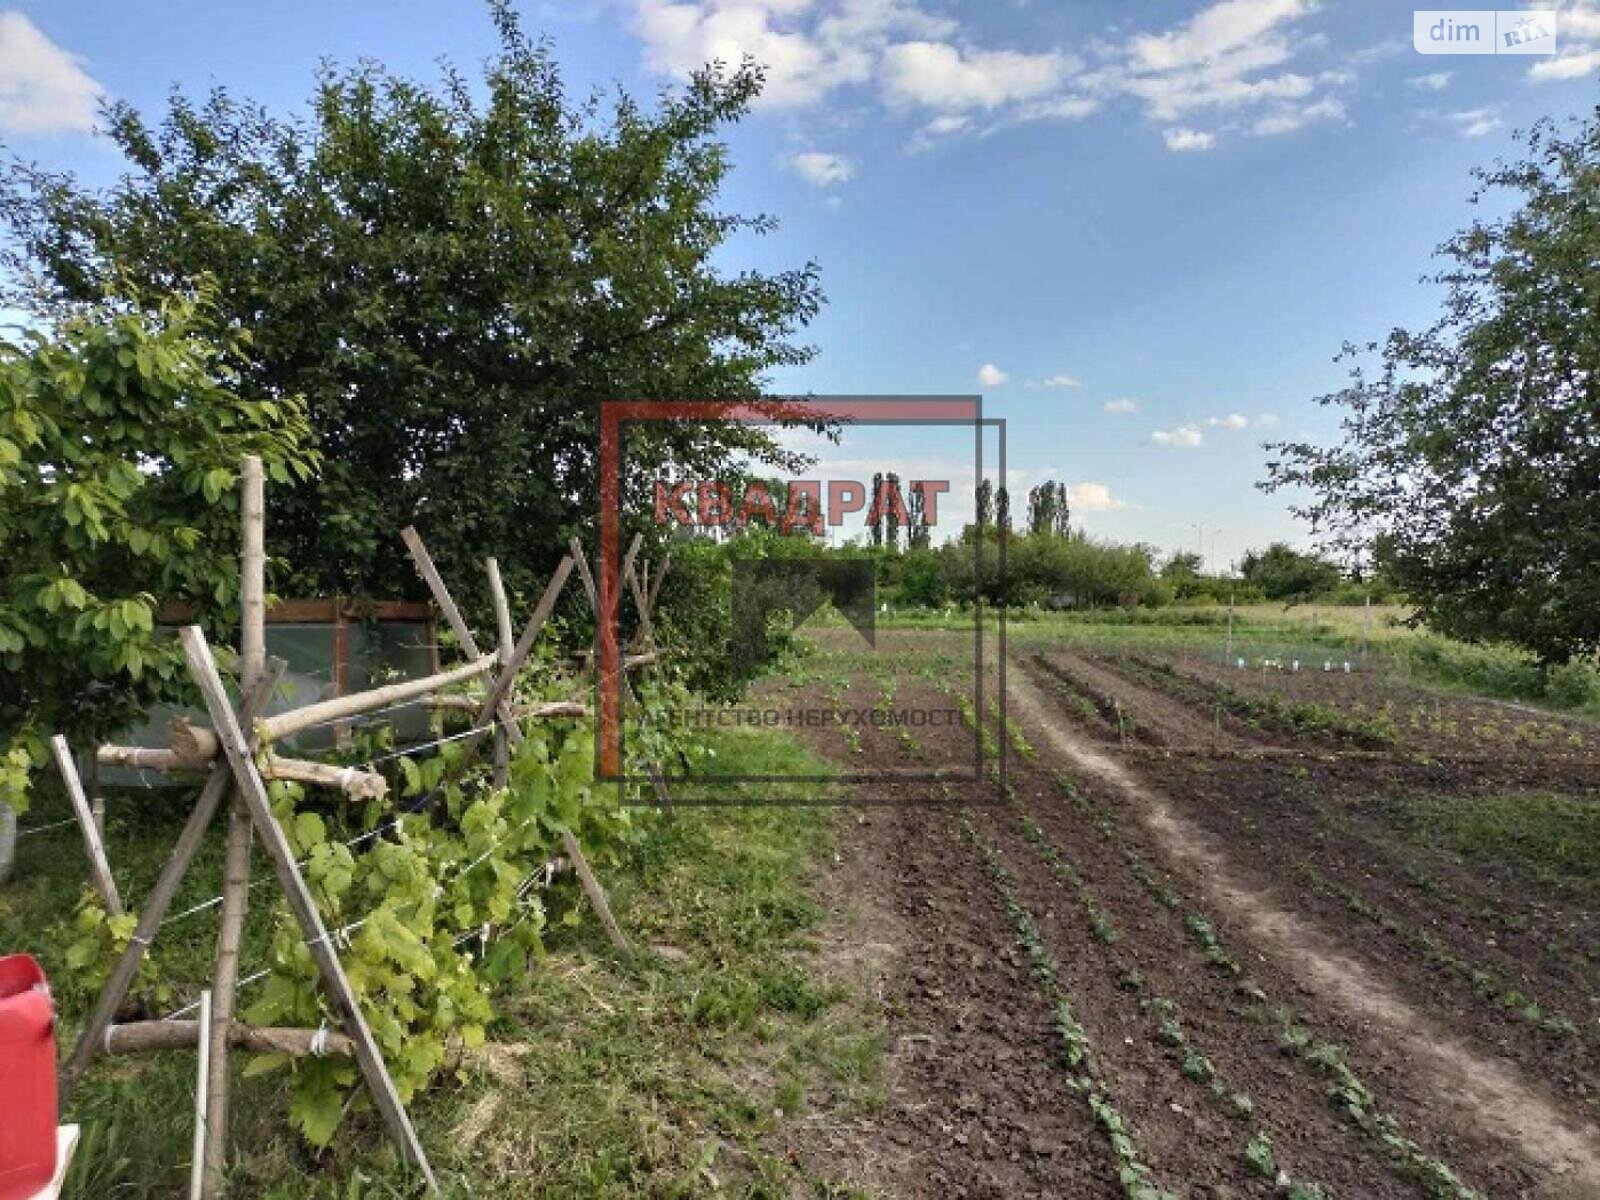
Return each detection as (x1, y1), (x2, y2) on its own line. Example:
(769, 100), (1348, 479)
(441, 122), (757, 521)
(756, 639), (1600, 1199)
(781, 679), (1124, 1199)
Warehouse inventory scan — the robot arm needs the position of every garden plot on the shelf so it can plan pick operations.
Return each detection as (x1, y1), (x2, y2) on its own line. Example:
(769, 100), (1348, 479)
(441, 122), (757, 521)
(1127, 651), (1600, 762)
(761, 633), (1600, 1199)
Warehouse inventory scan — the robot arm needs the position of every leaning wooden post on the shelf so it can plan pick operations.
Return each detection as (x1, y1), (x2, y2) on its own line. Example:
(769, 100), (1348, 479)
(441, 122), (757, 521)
(400, 527), (519, 738)
(49, 735), (121, 915)
(568, 539), (671, 811)
(60, 658), (286, 1099)
(178, 626), (438, 1192)
(456, 558), (628, 955)
(203, 454), (266, 1197)
(485, 557), (514, 790)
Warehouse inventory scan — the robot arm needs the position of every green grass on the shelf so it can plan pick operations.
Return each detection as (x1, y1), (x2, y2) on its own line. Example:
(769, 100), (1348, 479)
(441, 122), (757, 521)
(1, 726), (879, 1197)
(1386, 790), (1600, 893)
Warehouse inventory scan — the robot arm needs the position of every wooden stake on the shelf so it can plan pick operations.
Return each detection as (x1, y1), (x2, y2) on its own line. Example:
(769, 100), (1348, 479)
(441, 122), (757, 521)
(561, 828), (629, 953)
(645, 553), (672, 623)
(486, 557), (514, 790)
(190, 989), (211, 1200)
(179, 626), (438, 1193)
(105, 1021), (354, 1058)
(569, 538), (671, 809)
(400, 528), (520, 737)
(98, 744), (384, 799)
(49, 735), (121, 916)
(204, 455), (266, 1199)
(60, 661), (285, 1099)
(255, 655), (496, 744)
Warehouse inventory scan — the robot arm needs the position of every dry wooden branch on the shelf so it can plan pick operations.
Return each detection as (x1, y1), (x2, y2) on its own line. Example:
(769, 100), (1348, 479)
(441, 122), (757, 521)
(97, 744), (386, 799)
(49, 735), (121, 915)
(168, 717), (217, 761)
(105, 1020), (355, 1058)
(429, 695), (588, 720)
(261, 754), (388, 801)
(256, 655), (496, 744)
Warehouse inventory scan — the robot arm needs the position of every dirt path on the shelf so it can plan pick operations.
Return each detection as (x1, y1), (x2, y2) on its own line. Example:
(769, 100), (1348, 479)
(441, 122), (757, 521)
(1005, 665), (1600, 1198)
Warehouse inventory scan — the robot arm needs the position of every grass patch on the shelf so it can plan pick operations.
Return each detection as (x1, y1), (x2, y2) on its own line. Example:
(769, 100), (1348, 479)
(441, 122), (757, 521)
(1388, 790), (1600, 893)
(0, 725), (877, 1197)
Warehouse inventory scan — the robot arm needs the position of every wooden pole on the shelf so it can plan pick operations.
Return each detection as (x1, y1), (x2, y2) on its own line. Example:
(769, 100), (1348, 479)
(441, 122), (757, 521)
(98, 745), (383, 798)
(49, 735), (121, 915)
(486, 557), (514, 790)
(106, 1021), (354, 1058)
(203, 455), (266, 1198)
(87, 753), (105, 839)
(190, 990), (211, 1200)
(645, 553), (672, 622)
(400, 528), (520, 737)
(179, 625), (438, 1192)
(59, 660), (285, 1099)
(255, 655), (496, 744)
(560, 828), (628, 953)
(569, 538), (671, 810)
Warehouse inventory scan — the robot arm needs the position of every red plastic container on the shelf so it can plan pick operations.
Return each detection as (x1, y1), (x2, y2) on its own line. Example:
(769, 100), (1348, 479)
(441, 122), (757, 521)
(0, 955), (57, 1200)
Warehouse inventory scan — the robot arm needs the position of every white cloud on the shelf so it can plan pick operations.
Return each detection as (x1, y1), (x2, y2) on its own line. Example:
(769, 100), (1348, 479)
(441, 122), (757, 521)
(1449, 106), (1503, 138)
(883, 41), (1073, 111)
(632, 0), (955, 109)
(632, 0), (1351, 152)
(1255, 412), (1281, 427)
(1127, 0), (1314, 74)
(1151, 424), (1204, 447)
(1205, 413), (1250, 429)
(1251, 96), (1344, 136)
(1405, 71), (1453, 90)
(1016, 95), (1102, 123)
(977, 362), (1009, 388)
(1163, 127), (1216, 151)
(1530, 3), (1600, 79)
(0, 13), (104, 135)
(789, 150), (855, 185)
(1066, 482), (1128, 511)
(923, 114), (971, 136)
(1103, 398), (1139, 414)
(1040, 373), (1082, 389)
(1561, 1), (1600, 40)
(1530, 48), (1600, 80)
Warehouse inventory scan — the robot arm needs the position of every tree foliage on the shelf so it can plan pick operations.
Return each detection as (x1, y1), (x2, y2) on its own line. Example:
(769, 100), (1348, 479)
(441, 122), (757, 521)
(0, 2), (822, 610)
(1238, 543), (1341, 602)
(0, 290), (316, 810)
(1263, 109), (1600, 661)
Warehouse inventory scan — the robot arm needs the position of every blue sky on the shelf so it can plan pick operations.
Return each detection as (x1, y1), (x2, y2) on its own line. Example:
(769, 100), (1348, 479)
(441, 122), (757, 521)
(5, 1), (1599, 567)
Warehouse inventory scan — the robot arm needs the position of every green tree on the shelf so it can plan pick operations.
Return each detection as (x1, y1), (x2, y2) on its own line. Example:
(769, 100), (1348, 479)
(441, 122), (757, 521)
(0, 3), (821, 610)
(1263, 110), (1600, 660)
(1026, 480), (1071, 537)
(0, 290), (316, 810)
(1238, 543), (1341, 601)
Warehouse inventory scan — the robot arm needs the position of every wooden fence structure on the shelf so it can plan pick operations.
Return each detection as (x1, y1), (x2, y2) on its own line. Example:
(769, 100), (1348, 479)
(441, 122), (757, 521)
(43, 456), (671, 1196)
